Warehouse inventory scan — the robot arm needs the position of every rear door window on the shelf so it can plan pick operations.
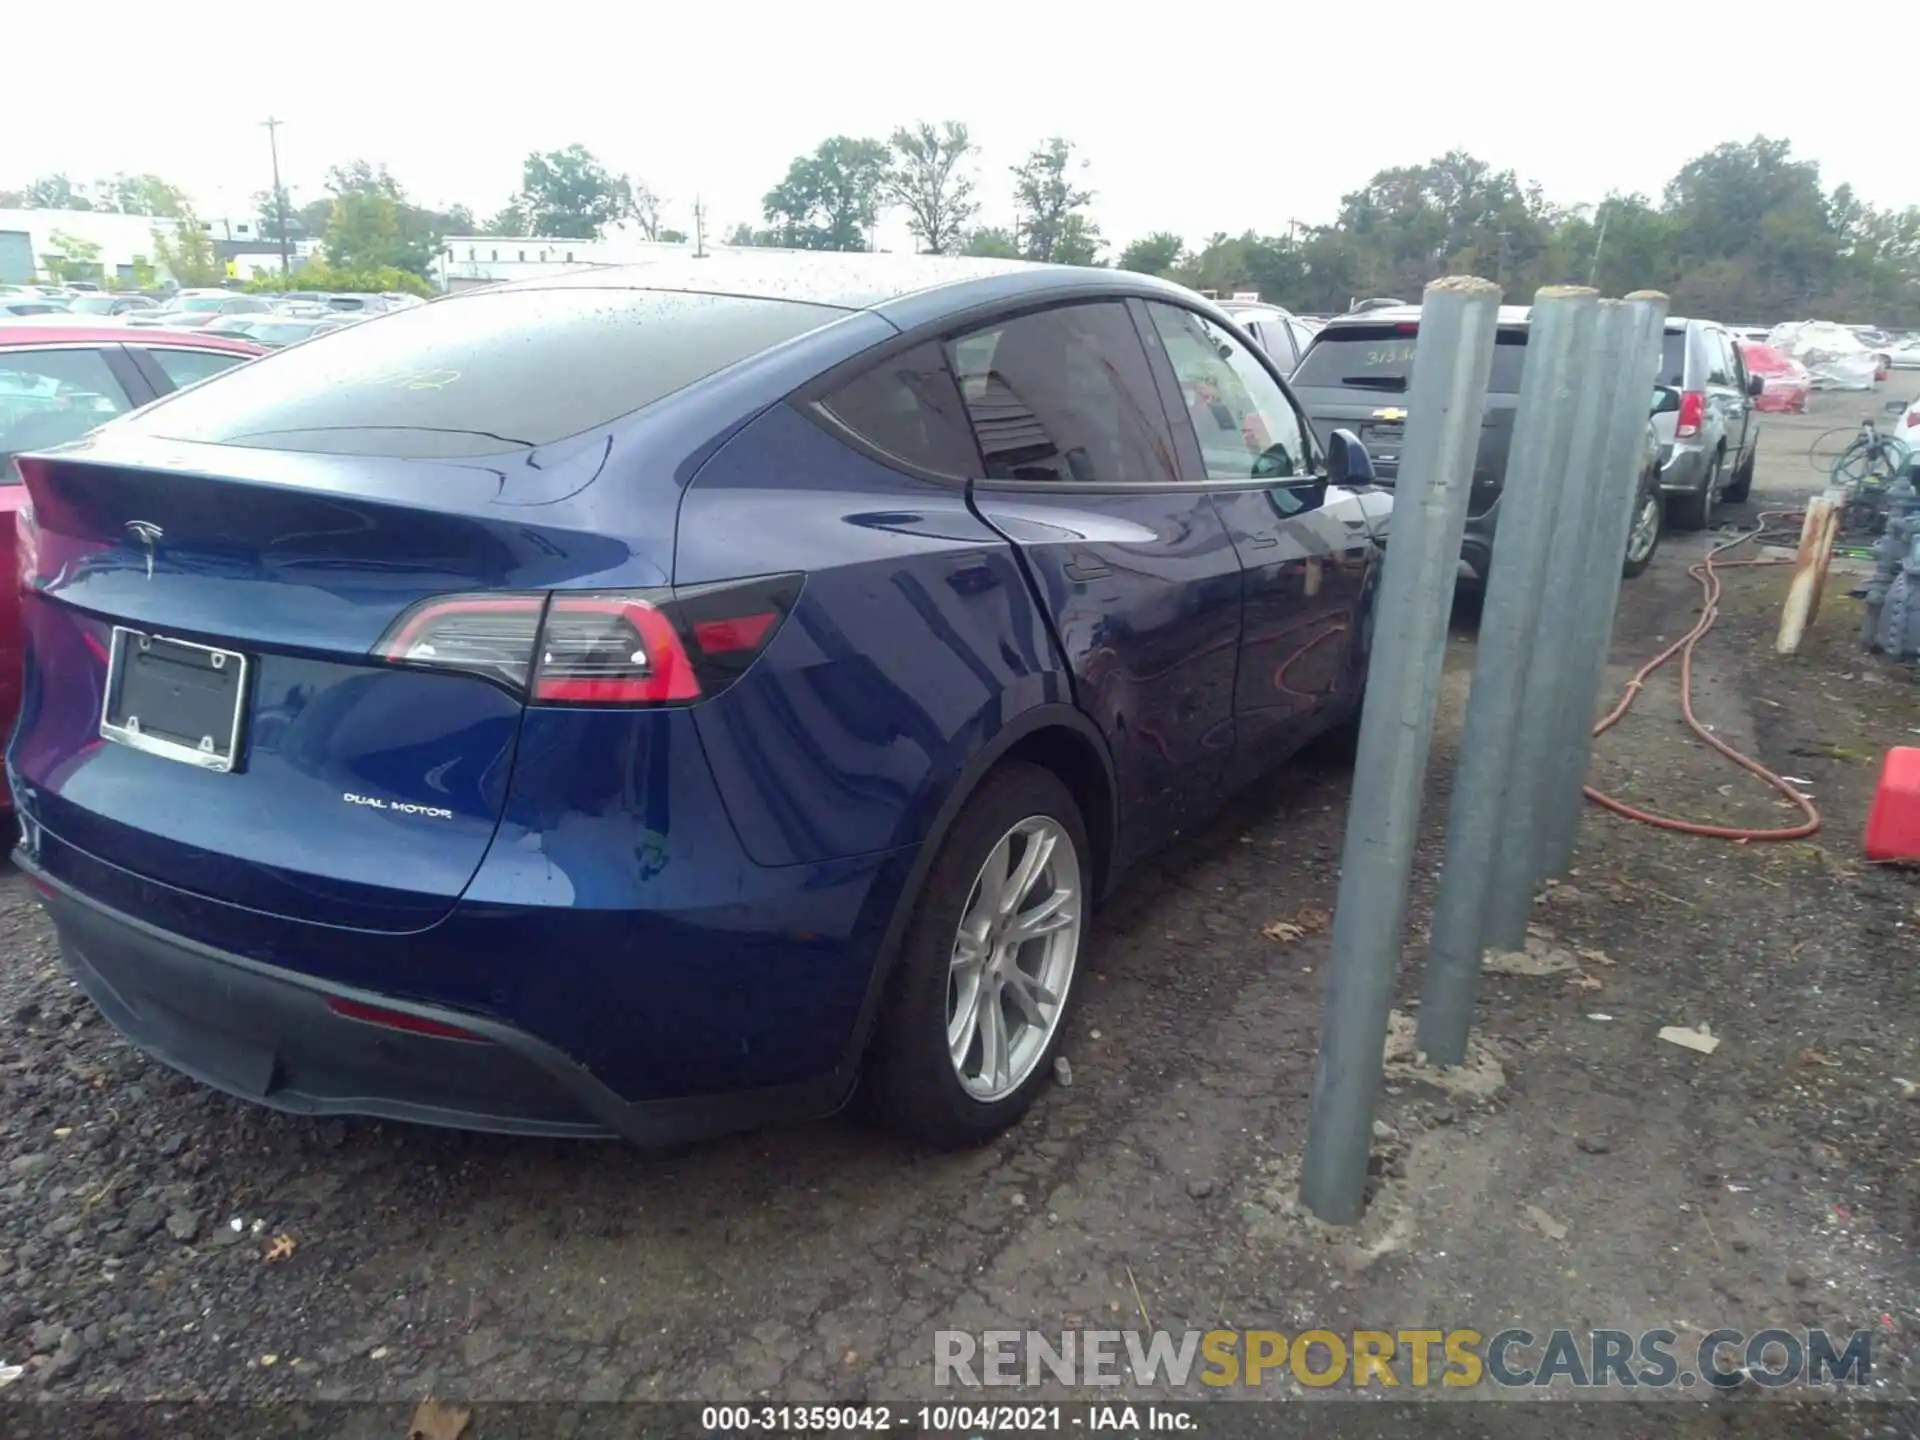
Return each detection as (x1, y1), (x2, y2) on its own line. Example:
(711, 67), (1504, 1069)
(1292, 324), (1531, 393)
(0, 347), (135, 463)
(946, 302), (1178, 486)
(126, 287), (847, 458)
(145, 347), (251, 391)
(816, 341), (982, 478)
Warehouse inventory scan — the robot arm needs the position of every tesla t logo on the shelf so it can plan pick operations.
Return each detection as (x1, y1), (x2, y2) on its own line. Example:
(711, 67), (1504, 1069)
(126, 521), (163, 580)
(1371, 407), (1408, 422)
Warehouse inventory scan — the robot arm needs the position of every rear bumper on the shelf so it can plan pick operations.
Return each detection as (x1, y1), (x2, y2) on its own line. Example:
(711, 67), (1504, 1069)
(21, 855), (852, 1144)
(1659, 442), (1712, 496)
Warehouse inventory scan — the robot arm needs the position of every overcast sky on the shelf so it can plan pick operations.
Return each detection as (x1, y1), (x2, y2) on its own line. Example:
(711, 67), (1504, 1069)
(9, 1), (1908, 250)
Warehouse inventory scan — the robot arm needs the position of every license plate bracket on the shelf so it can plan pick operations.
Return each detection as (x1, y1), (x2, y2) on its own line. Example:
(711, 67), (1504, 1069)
(100, 627), (248, 773)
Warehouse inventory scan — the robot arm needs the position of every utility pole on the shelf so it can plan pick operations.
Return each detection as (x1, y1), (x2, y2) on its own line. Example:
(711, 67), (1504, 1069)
(1588, 203), (1610, 288)
(693, 196), (707, 258)
(262, 116), (290, 280)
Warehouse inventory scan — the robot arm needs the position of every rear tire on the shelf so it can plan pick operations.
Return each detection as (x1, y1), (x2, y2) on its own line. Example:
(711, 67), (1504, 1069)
(1621, 481), (1662, 578)
(1670, 451), (1722, 531)
(865, 762), (1089, 1149)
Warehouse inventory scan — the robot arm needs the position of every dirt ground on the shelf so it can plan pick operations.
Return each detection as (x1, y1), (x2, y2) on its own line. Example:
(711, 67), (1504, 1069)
(1, 385), (1917, 1431)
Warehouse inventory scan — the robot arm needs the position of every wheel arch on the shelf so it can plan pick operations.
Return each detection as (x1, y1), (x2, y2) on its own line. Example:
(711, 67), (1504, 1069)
(832, 704), (1118, 1096)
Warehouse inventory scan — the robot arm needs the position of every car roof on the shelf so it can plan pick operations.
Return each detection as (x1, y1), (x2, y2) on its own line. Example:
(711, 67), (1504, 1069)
(0, 323), (265, 353)
(497, 251), (1210, 328)
(1314, 303), (1534, 329)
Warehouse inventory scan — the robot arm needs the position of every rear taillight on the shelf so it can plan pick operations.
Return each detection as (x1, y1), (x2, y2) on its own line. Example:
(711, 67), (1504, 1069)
(1676, 390), (1705, 439)
(373, 574), (800, 707)
(1905, 408), (1919, 430)
(326, 997), (489, 1042)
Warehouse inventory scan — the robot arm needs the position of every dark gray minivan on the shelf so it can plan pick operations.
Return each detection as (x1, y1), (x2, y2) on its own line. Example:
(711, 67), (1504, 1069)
(1289, 303), (1665, 583)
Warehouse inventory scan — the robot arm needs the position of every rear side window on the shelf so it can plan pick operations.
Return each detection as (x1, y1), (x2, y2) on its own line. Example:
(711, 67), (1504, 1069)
(1660, 331), (1688, 387)
(816, 341), (981, 477)
(130, 288), (845, 459)
(1292, 325), (1530, 394)
(0, 347), (134, 464)
(146, 347), (250, 391)
(946, 302), (1177, 485)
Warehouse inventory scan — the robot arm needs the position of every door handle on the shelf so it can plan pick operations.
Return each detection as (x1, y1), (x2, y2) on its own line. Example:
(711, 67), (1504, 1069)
(1245, 534), (1280, 550)
(1063, 552), (1111, 582)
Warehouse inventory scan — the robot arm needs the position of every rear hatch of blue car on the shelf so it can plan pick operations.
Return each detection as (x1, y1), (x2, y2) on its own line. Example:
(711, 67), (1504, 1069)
(10, 284), (845, 933)
(1290, 317), (1532, 516)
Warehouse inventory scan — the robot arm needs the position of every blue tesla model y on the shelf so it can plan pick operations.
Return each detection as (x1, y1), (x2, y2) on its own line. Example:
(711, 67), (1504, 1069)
(8, 253), (1381, 1148)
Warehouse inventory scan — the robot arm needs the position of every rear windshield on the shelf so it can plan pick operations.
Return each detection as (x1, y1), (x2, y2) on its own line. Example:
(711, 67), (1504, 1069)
(1292, 324), (1530, 393)
(129, 287), (845, 458)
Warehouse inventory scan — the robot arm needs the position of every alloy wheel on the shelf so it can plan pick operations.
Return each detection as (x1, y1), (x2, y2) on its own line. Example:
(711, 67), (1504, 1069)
(1626, 492), (1661, 565)
(946, 816), (1083, 1102)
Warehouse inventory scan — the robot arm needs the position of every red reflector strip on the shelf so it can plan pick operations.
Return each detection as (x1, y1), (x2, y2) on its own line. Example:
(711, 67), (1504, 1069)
(692, 612), (777, 654)
(326, 997), (489, 1042)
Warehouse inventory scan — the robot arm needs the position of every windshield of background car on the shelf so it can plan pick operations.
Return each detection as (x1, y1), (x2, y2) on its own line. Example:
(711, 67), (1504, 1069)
(165, 296), (228, 313)
(127, 286), (847, 459)
(1291, 324), (1531, 393)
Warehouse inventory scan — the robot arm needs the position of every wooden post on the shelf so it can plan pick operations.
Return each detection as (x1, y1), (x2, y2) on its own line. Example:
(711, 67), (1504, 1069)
(1777, 491), (1842, 655)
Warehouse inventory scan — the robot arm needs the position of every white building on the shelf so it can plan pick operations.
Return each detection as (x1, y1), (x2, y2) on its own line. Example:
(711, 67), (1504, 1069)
(435, 234), (820, 292)
(0, 207), (195, 285)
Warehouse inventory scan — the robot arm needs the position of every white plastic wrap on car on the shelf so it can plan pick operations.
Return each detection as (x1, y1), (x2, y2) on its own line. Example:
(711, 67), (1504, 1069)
(1765, 321), (1881, 390)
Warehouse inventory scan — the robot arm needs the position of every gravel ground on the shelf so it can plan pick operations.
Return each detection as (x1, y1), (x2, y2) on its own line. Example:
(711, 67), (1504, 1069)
(0, 387), (1916, 1432)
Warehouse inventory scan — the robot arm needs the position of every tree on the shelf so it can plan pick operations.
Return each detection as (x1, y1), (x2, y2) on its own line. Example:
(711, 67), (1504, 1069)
(41, 232), (103, 283)
(762, 136), (891, 251)
(881, 122), (977, 255)
(727, 221), (782, 248)
(483, 200), (529, 236)
(660, 228), (689, 244)
(1118, 231), (1185, 277)
(255, 185), (300, 243)
(99, 174), (188, 217)
(17, 174), (91, 211)
(628, 182), (665, 241)
(962, 226), (1021, 259)
(315, 161), (455, 276)
(1010, 138), (1094, 264)
(518, 144), (631, 240)
(325, 190), (410, 272)
(1052, 214), (1106, 267)
(151, 219), (225, 286)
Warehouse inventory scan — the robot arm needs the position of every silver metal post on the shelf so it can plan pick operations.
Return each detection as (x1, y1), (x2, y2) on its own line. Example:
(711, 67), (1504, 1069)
(1479, 300), (1632, 951)
(1299, 276), (1501, 1225)
(1536, 292), (1671, 876)
(1416, 287), (1597, 1065)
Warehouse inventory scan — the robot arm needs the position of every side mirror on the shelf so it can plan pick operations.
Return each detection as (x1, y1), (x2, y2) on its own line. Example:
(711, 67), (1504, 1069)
(1326, 428), (1375, 487)
(1886, 400), (1907, 416)
(1651, 385), (1682, 416)
(1746, 374), (1765, 398)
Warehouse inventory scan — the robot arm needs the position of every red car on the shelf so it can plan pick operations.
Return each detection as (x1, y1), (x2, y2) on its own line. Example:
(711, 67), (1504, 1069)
(0, 323), (267, 810)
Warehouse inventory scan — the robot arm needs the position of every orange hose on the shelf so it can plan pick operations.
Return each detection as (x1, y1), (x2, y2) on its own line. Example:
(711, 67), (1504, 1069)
(1582, 511), (1822, 841)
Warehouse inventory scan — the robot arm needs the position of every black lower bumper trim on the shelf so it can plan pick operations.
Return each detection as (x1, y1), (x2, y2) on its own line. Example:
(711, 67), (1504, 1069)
(19, 854), (853, 1146)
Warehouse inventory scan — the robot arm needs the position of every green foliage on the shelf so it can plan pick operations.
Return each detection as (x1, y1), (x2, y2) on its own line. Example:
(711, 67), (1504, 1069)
(150, 218), (225, 287)
(1052, 213), (1106, 267)
(317, 161), (454, 277)
(1010, 138), (1093, 263)
(727, 222), (783, 248)
(1130, 137), (1920, 324)
(1118, 231), (1185, 277)
(97, 174), (188, 217)
(483, 200), (529, 236)
(517, 145), (631, 240)
(961, 227), (1020, 259)
(244, 260), (431, 296)
(881, 122), (977, 255)
(40, 231), (104, 283)
(763, 136), (891, 251)
(659, 228), (689, 245)
(12, 174), (92, 210)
